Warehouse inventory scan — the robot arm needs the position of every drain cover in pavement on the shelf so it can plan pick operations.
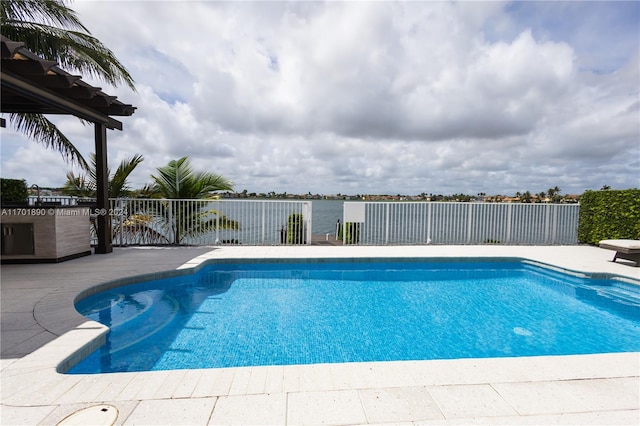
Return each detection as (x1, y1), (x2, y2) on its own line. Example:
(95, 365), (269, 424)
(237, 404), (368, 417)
(57, 404), (118, 426)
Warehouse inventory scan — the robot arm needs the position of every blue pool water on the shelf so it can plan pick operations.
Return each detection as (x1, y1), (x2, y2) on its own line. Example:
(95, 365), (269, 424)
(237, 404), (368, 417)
(68, 259), (640, 374)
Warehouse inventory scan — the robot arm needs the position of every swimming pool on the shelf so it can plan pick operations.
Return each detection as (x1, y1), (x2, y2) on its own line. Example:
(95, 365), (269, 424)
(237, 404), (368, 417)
(68, 258), (640, 374)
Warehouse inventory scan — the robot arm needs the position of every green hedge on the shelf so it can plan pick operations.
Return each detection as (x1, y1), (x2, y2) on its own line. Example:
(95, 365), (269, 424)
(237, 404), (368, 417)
(1, 178), (28, 204)
(577, 189), (640, 245)
(287, 213), (305, 244)
(337, 222), (361, 245)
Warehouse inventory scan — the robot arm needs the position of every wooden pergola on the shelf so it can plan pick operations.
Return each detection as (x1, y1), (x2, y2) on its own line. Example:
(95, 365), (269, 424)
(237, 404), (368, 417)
(0, 36), (136, 254)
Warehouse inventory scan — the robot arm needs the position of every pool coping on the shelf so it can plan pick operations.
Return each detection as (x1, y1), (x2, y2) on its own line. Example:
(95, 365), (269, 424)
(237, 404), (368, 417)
(2, 245), (639, 425)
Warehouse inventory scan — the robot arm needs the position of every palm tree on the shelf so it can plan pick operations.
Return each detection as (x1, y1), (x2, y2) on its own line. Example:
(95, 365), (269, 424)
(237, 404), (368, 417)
(62, 153), (144, 198)
(1, 0), (135, 169)
(150, 157), (233, 199)
(60, 153), (142, 246)
(146, 157), (238, 244)
(537, 192), (547, 203)
(547, 186), (562, 203)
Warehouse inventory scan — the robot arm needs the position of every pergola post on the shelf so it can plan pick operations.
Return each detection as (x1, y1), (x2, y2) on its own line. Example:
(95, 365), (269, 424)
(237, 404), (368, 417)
(94, 123), (112, 254)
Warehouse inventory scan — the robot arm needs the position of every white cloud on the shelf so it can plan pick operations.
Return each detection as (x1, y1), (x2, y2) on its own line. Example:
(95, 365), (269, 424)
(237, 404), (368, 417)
(2, 1), (638, 195)
(1, 140), (73, 187)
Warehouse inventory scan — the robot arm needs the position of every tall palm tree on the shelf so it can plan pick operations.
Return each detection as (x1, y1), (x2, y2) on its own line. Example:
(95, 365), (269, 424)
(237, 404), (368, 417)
(147, 157), (238, 244)
(1, 0), (136, 169)
(150, 156), (233, 199)
(62, 153), (144, 198)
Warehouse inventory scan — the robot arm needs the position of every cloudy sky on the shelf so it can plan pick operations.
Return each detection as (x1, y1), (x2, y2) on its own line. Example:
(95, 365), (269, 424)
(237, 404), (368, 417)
(2, 0), (639, 196)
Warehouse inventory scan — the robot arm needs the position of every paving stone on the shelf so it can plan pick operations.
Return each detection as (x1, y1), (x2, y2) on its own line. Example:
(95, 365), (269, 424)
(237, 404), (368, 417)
(123, 397), (215, 425)
(492, 381), (589, 415)
(172, 369), (204, 399)
(245, 366), (268, 395)
(427, 384), (518, 418)
(228, 366), (252, 395)
(287, 390), (367, 425)
(553, 378), (640, 411)
(359, 386), (444, 423)
(0, 404), (55, 426)
(208, 393), (286, 425)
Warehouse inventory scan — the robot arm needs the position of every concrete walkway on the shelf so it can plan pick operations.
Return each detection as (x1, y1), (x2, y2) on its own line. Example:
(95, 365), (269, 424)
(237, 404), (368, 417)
(1, 245), (639, 425)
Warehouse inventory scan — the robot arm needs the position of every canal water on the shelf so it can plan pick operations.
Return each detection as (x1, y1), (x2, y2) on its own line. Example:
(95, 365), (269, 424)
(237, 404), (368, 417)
(311, 199), (344, 236)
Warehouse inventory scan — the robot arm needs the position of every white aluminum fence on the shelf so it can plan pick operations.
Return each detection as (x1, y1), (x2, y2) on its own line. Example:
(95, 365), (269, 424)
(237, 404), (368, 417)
(28, 195), (78, 206)
(343, 202), (580, 245)
(102, 198), (312, 246)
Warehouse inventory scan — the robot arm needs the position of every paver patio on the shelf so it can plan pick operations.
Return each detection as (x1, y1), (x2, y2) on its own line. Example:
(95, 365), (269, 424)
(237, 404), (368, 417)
(1, 245), (639, 425)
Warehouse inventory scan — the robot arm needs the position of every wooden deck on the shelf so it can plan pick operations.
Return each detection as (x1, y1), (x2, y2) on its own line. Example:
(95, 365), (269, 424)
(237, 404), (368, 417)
(311, 234), (342, 246)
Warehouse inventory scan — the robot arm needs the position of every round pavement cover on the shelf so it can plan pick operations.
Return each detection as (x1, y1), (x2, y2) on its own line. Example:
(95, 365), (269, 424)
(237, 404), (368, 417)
(57, 404), (118, 426)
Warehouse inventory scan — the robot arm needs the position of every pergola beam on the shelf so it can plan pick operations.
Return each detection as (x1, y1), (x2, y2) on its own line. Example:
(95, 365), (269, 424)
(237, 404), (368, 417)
(1, 70), (123, 130)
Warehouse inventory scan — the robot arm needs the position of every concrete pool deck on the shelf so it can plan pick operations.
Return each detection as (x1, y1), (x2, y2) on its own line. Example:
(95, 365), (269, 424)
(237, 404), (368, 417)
(1, 245), (639, 425)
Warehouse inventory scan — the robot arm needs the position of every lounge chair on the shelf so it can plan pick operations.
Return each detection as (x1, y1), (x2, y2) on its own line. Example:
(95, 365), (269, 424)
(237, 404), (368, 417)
(599, 239), (640, 266)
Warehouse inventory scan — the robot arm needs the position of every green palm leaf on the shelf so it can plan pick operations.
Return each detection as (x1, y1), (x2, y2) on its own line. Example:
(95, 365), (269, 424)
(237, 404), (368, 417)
(61, 153), (144, 198)
(1, 0), (135, 90)
(150, 157), (233, 199)
(1, 0), (88, 30)
(109, 154), (144, 197)
(1, 0), (136, 167)
(9, 113), (89, 169)
(61, 170), (92, 197)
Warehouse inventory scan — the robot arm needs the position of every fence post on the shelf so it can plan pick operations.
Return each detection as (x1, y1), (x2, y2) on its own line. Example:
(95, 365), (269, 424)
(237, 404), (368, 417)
(167, 200), (174, 245)
(506, 203), (512, 244)
(118, 198), (124, 246)
(304, 201), (312, 245)
(551, 205), (558, 244)
(385, 203), (390, 245)
(261, 202), (266, 244)
(467, 203), (473, 243)
(427, 203), (432, 243)
(544, 203), (551, 244)
(215, 200), (220, 244)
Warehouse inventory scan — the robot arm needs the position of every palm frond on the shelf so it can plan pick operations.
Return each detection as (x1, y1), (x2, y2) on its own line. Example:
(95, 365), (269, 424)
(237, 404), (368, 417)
(151, 157), (234, 199)
(87, 153), (100, 193)
(61, 152), (143, 198)
(151, 156), (194, 199)
(110, 154), (144, 197)
(61, 170), (93, 197)
(203, 173), (234, 193)
(2, 23), (136, 90)
(1, 0), (135, 90)
(9, 113), (89, 170)
(1, 0), (87, 31)
(134, 183), (162, 199)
